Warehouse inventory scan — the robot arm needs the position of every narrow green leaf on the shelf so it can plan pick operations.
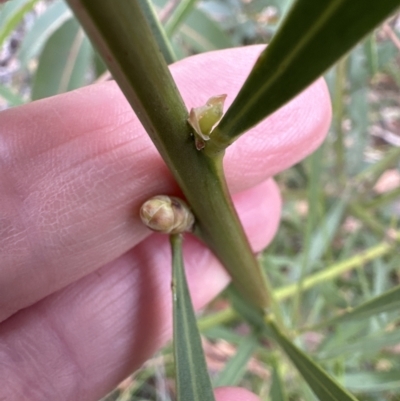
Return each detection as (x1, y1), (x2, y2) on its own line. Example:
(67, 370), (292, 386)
(355, 146), (400, 189)
(204, 326), (244, 345)
(345, 371), (400, 392)
(347, 87), (369, 175)
(18, 0), (73, 67)
(265, 317), (359, 401)
(0, 0), (27, 25)
(306, 198), (347, 268)
(292, 148), (330, 323)
(214, 335), (258, 387)
(171, 234), (215, 401)
(0, 0), (39, 48)
(214, 0), (400, 144)
(250, 0), (293, 20)
(330, 285), (400, 326)
(367, 186), (400, 209)
(0, 84), (24, 106)
(137, 0), (176, 64)
(364, 34), (379, 76)
(179, 9), (234, 53)
(164, 0), (197, 37)
(269, 360), (288, 401)
(31, 19), (92, 100)
(319, 328), (400, 360)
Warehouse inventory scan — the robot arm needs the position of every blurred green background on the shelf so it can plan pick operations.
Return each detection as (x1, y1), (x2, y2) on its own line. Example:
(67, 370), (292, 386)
(1, 1), (400, 400)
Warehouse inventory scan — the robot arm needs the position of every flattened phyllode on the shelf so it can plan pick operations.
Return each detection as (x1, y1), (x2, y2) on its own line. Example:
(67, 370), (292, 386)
(140, 195), (195, 234)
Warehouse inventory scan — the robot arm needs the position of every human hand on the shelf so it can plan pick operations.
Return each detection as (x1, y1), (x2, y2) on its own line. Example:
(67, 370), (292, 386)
(0, 46), (331, 400)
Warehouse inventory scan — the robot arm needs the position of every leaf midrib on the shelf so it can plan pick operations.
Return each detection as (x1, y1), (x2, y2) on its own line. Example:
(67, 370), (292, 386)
(222, 0), (345, 136)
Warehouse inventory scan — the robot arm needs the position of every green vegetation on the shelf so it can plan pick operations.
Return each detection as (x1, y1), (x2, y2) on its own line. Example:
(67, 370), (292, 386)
(1, 0), (400, 400)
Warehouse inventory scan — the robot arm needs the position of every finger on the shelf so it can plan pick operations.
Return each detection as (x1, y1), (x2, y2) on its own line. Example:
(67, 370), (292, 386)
(1, 180), (280, 401)
(0, 45), (330, 321)
(215, 387), (262, 401)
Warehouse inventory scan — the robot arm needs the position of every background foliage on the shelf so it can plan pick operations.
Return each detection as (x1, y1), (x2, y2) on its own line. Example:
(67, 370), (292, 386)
(1, 0), (400, 400)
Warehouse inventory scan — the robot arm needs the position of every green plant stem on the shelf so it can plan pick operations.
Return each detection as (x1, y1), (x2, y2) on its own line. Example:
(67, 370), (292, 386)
(276, 232), (399, 297)
(292, 147), (323, 326)
(364, 186), (400, 209)
(191, 155), (272, 311)
(348, 202), (386, 237)
(333, 57), (347, 186)
(164, 0), (197, 37)
(199, 232), (400, 331)
(66, 0), (271, 310)
(198, 307), (238, 332)
(354, 146), (400, 189)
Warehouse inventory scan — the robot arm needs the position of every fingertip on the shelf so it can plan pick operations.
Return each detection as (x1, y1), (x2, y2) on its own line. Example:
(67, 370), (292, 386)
(225, 76), (332, 191)
(233, 178), (281, 253)
(215, 386), (262, 401)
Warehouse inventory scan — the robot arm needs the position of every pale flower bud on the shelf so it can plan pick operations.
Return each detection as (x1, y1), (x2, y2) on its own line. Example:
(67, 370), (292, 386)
(140, 195), (195, 234)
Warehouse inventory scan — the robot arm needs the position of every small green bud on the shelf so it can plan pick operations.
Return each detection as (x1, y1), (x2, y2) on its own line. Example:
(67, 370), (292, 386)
(140, 195), (195, 234)
(188, 94), (227, 150)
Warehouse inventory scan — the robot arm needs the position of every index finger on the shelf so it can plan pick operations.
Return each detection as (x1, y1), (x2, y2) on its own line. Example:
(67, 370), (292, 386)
(0, 45), (331, 321)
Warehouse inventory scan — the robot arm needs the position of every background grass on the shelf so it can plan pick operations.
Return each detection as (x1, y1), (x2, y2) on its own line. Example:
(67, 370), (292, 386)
(1, 0), (400, 400)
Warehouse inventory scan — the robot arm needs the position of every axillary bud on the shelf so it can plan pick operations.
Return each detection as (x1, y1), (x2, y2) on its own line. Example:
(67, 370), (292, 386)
(140, 195), (195, 234)
(188, 94), (227, 150)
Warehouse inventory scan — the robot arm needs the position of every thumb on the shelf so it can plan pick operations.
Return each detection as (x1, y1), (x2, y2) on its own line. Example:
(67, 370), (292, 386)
(215, 387), (262, 401)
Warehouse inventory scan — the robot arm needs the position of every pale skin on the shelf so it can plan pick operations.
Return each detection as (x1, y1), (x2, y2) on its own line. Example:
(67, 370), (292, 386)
(0, 46), (332, 400)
